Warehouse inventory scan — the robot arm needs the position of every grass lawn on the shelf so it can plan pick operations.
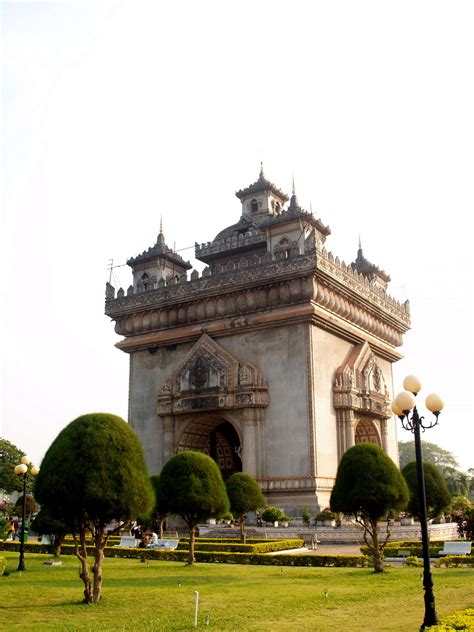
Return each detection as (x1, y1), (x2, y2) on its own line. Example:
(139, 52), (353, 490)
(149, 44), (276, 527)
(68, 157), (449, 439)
(0, 552), (473, 631)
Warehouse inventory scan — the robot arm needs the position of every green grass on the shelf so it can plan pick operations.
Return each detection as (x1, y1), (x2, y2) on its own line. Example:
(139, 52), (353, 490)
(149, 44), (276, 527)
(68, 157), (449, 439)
(1, 552), (473, 631)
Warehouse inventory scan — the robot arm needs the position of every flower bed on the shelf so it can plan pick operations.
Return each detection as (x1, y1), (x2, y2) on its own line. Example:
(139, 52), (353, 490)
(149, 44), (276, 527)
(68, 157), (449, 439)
(426, 608), (474, 630)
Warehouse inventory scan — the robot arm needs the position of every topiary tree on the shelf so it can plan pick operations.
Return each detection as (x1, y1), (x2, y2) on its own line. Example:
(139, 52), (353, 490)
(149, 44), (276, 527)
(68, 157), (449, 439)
(330, 443), (409, 573)
(31, 507), (67, 557)
(225, 473), (264, 543)
(149, 473), (170, 538)
(157, 451), (229, 565)
(34, 413), (153, 603)
(402, 461), (452, 519)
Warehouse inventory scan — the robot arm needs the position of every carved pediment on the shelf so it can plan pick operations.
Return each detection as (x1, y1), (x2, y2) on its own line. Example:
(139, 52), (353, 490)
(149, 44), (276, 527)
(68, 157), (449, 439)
(333, 342), (390, 418)
(158, 334), (268, 415)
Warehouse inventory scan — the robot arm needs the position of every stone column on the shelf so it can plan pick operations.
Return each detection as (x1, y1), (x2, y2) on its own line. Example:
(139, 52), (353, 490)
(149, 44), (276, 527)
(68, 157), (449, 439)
(345, 411), (356, 452)
(336, 414), (346, 461)
(380, 418), (388, 452)
(242, 408), (258, 476)
(162, 415), (175, 465)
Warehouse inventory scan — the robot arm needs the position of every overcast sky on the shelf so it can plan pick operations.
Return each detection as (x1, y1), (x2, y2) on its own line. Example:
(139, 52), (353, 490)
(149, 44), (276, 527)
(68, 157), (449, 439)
(2, 1), (473, 472)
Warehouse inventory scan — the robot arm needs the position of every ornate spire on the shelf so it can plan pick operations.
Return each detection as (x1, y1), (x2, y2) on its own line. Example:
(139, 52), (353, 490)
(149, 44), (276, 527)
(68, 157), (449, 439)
(157, 215), (165, 247)
(259, 161), (265, 180)
(289, 174), (300, 209)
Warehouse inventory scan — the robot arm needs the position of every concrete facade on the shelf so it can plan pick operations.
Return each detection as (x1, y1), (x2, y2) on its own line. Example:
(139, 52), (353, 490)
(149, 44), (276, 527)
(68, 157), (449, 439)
(105, 167), (411, 514)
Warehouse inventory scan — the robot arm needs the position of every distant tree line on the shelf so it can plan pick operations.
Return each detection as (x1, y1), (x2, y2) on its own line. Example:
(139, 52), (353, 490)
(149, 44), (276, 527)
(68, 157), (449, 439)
(399, 440), (474, 500)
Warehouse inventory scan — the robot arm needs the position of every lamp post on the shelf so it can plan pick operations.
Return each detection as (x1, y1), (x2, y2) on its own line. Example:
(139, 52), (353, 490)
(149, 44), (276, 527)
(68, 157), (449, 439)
(392, 375), (444, 631)
(13, 456), (40, 571)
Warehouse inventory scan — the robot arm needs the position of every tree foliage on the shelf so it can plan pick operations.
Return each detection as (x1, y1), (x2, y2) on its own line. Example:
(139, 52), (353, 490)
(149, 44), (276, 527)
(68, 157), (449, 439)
(14, 494), (37, 517)
(402, 461), (452, 519)
(330, 443), (408, 572)
(0, 438), (31, 494)
(226, 473), (264, 543)
(399, 440), (474, 501)
(454, 508), (474, 540)
(157, 451), (229, 565)
(34, 413), (153, 603)
(31, 507), (67, 557)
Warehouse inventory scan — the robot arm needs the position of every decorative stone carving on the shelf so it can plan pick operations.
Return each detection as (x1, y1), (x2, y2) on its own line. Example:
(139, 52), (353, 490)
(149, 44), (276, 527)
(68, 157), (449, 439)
(334, 341), (390, 417)
(157, 334), (268, 415)
(333, 341), (390, 459)
(106, 246), (410, 351)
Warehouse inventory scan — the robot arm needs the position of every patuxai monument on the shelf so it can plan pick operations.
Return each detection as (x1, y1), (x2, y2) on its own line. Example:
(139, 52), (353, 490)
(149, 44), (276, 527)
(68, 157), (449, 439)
(105, 167), (411, 513)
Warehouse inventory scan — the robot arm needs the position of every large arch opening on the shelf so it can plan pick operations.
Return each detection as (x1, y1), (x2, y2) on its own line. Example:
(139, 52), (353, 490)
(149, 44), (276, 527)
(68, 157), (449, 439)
(354, 418), (381, 446)
(177, 419), (242, 480)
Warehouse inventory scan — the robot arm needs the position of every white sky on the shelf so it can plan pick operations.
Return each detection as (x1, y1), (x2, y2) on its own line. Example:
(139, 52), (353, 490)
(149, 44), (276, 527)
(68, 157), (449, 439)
(1, 1), (473, 472)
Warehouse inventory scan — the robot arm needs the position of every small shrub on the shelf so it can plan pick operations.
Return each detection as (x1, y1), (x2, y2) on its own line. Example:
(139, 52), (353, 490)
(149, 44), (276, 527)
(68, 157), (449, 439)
(261, 506), (286, 524)
(404, 555), (423, 567)
(301, 507), (311, 525)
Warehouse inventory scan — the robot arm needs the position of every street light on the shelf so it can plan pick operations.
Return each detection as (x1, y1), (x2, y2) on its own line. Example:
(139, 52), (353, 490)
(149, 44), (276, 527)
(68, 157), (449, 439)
(392, 375), (444, 631)
(13, 456), (40, 571)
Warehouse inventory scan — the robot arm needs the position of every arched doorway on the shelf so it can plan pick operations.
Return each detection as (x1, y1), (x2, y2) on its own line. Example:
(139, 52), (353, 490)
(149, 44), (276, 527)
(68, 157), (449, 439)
(355, 418), (381, 446)
(177, 419), (242, 480)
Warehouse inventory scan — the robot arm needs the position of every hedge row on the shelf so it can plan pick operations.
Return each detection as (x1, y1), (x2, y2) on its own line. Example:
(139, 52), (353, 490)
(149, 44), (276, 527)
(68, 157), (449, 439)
(58, 537), (303, 553)
(106, 548), (370, 567)
(361, 544), (473, 558)
(0, 541), (369, 567)
(61, 536), (275, 546)
(362, 545), (445, 558)
(435, 556), (474, 568)
(426, 608), (474, 630)
(175, 539), (303, 553)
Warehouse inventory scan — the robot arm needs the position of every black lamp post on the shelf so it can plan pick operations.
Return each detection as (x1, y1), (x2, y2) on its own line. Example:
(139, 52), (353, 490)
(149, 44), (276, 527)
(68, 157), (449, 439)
(13, 457), (40, 572)
(392, 375), (444, 631)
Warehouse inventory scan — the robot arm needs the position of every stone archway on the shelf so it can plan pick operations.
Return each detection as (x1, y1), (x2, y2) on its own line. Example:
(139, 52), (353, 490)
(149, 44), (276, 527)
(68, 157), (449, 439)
(333, 341), (390, 460)
(177, 418), (242, 480)
(355, 418), (381, 446)
(157, 334), (268, 477)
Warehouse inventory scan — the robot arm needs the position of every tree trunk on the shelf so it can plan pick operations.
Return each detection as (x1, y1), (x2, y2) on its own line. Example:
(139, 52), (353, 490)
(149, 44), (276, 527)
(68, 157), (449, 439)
(187, 524), (196, 566)
(92, 525), (106, 603)
(370, 519), (384, 573)
(74, 531), (93, 603)
(239, 515), (246, 544)
(159, 518), (164, 539)
(53, 533), (64, 558)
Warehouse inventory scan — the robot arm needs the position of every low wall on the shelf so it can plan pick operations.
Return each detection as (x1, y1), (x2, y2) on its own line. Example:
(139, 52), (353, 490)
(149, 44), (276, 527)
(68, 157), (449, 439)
(201, 522), (459, 544)
(268, 523), (460, 544)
